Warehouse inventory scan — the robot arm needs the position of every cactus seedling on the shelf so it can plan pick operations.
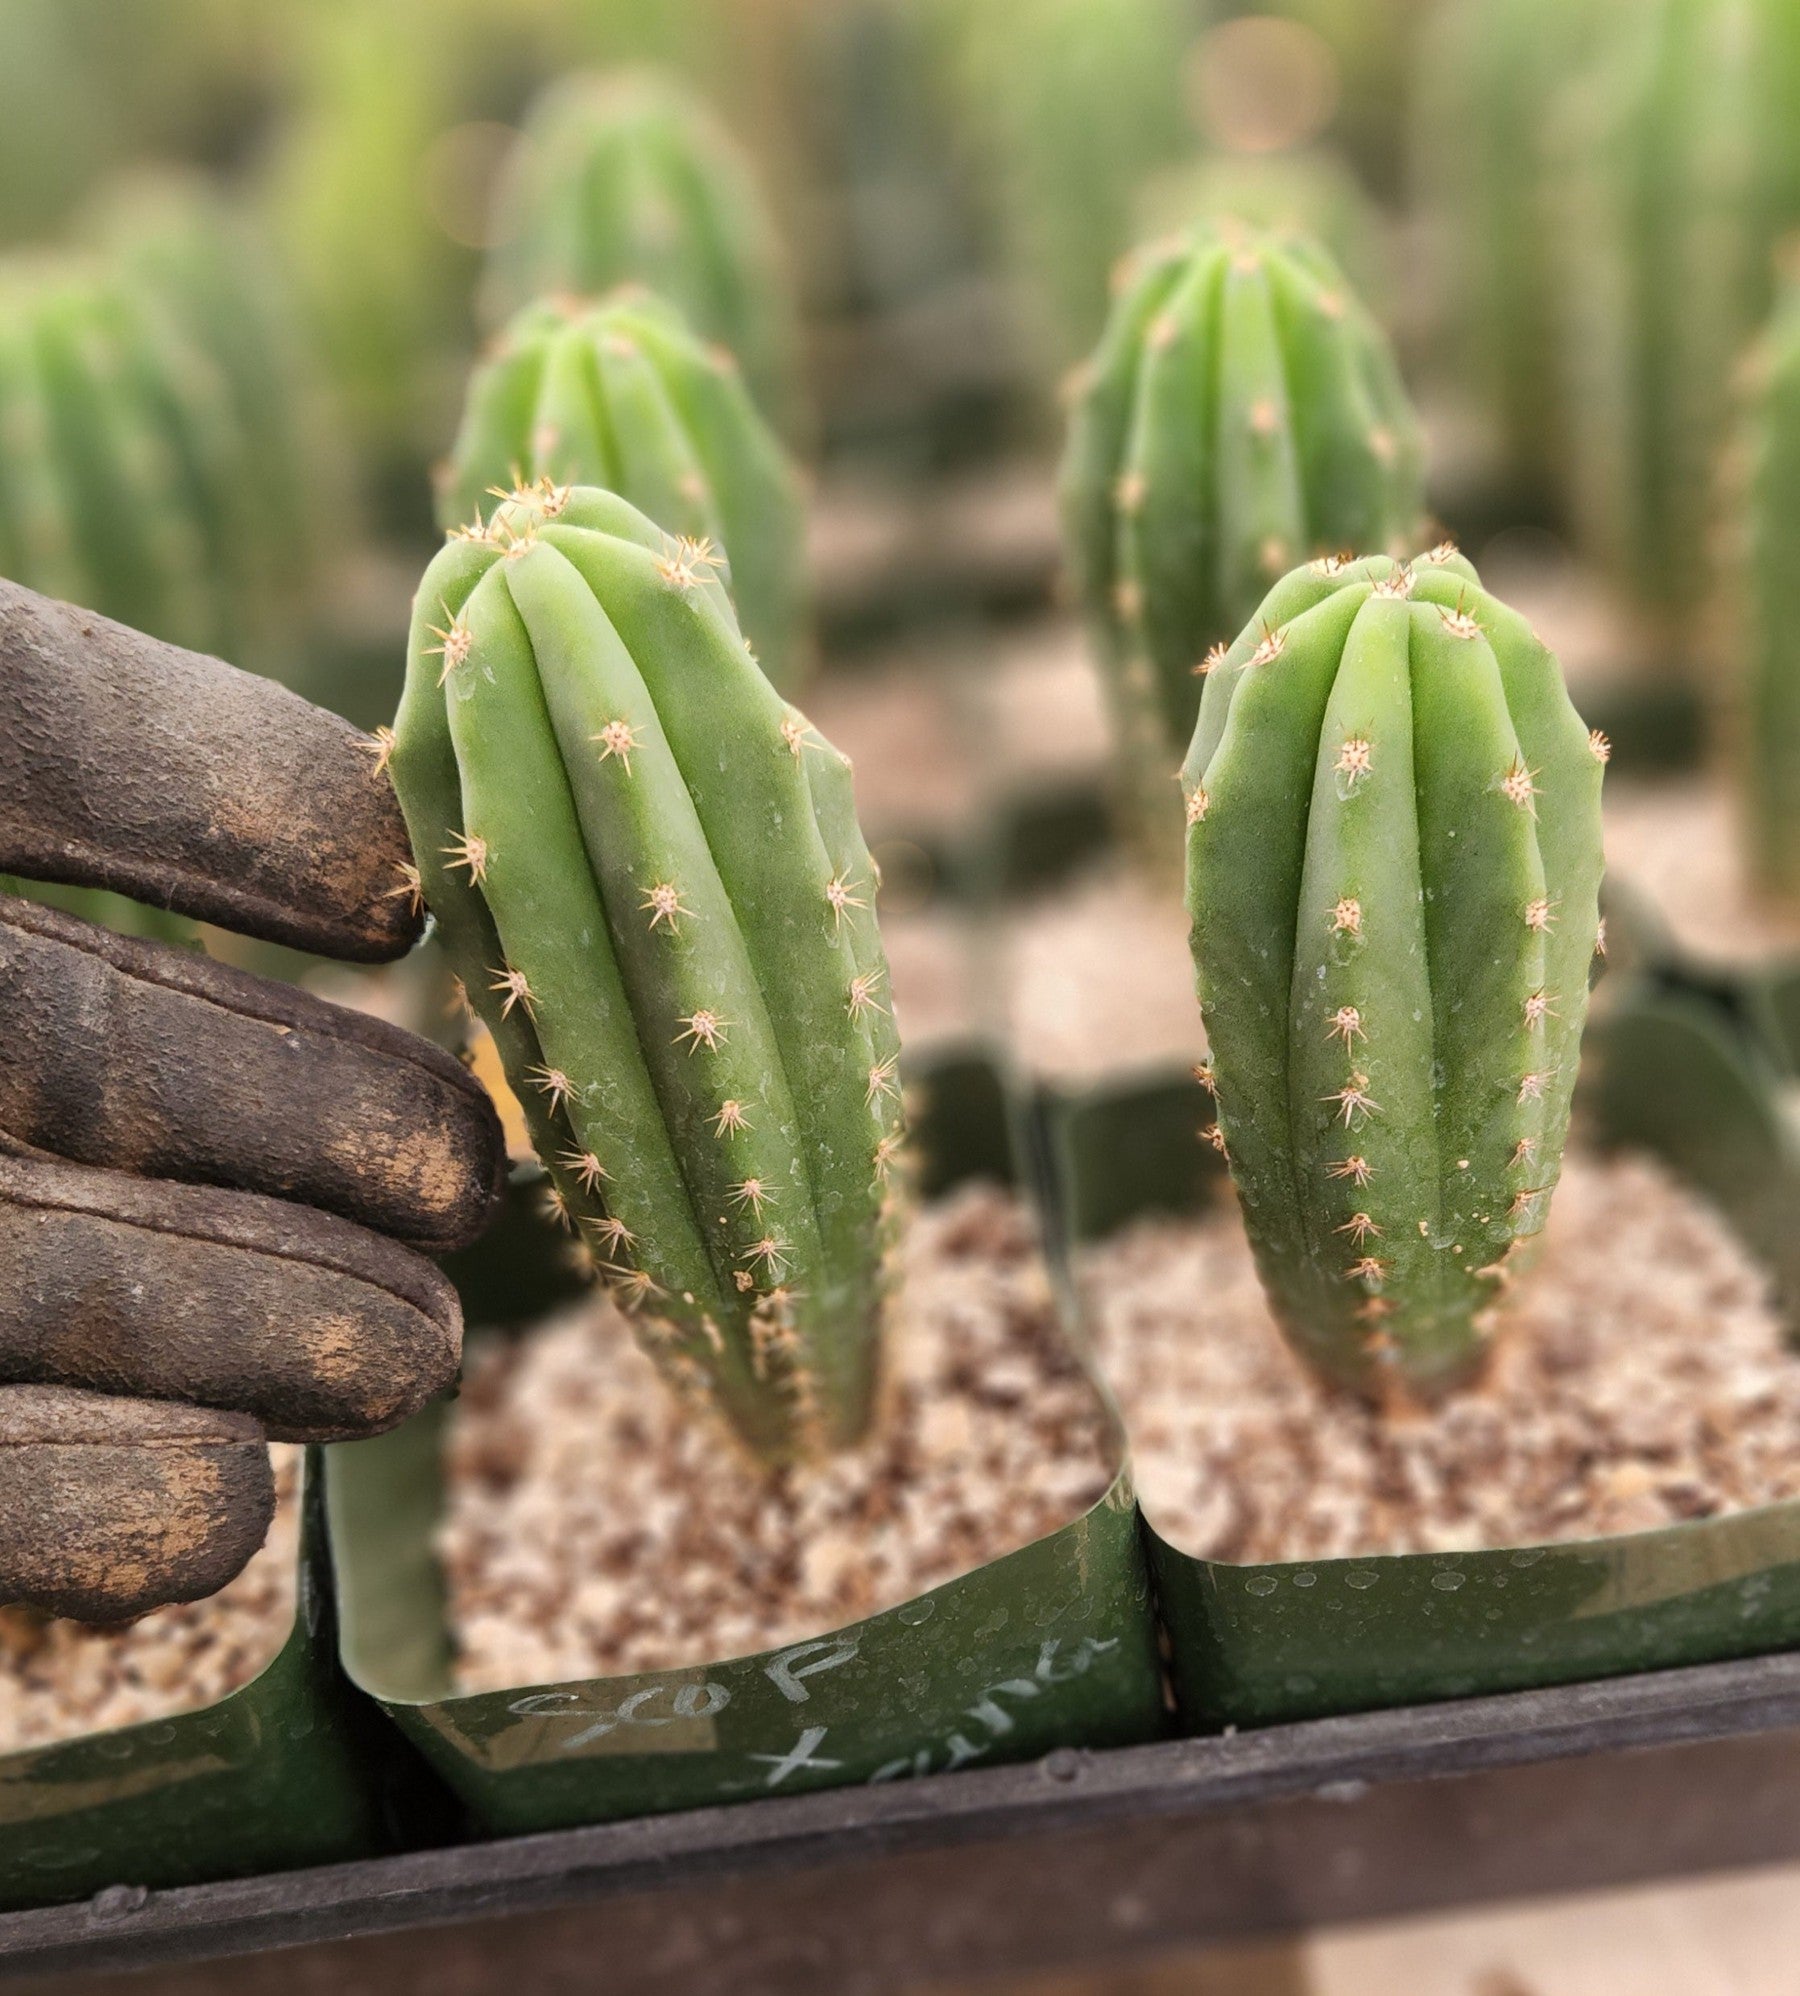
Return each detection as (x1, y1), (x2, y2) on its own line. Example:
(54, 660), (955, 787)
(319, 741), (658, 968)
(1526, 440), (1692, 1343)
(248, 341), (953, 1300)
(440, 290), (808, 692)
(389, 483), (900, 1462)
(482, 70), (795, 430)
(1061, 223), (1427, 850)
(1185, 551), (1607, 1402)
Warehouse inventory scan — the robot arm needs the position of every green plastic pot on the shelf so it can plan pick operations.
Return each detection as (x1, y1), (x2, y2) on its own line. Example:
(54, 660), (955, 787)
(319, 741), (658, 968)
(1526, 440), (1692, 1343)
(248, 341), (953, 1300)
(1035, 1023), (1800, 1732)
(326, 1048), (1165, 1835)
(0, 1451), (406, 1913)
(1599, 858), (1800, 1185)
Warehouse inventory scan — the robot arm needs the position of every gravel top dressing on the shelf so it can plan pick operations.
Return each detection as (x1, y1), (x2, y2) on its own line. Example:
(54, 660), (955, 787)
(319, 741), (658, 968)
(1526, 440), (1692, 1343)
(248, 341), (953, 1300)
(0, 1449), (299, 1752)
(440, 1187), (1115, 1692)
(1605, 776), (1800, 962)
(1083, 1153), (1800, 1563)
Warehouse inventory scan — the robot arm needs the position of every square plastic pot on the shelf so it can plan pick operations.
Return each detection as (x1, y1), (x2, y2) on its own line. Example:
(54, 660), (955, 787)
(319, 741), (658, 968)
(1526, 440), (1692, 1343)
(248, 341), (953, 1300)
(325, 1048), (1167, 1835)
(0, 1450), (405, 1913)
(1033, 1015), (1800, 1732)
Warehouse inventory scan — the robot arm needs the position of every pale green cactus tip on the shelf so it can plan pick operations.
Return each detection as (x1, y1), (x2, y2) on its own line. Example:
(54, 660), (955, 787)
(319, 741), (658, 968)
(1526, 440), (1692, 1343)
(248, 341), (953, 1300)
(389, 481), (902, 1464)
(1060, 220), (1428, 851)
(1184, 548), (1609, 1406)
(439, 288), (809, 693)
(481, 68), (796, 429)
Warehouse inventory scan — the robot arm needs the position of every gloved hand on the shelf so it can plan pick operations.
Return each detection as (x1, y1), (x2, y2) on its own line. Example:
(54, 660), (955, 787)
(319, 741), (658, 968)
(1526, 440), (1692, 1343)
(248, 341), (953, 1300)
(0, 579), (504, 1621)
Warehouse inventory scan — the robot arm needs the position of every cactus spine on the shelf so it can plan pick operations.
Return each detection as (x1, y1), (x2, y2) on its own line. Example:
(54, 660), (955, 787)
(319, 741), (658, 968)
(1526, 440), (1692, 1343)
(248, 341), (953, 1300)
(1061, 223), (1426, 847)
(1563, 0), (1800, 653)
(390, 483), (901, 1462)
(482, 70), (796, 430)
(1184, 550), (1607, 1402)
(440, 290), (808, 692)
(1740, 275), (1800, 903)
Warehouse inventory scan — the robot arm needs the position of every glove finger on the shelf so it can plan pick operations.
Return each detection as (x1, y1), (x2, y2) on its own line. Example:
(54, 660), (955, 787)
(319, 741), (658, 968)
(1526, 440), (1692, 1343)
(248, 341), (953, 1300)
(0, 579), (420, 962)
(1, 891), (504, 1254)
(0, 1386), (273, 1623)
(0, 1155), (461, 1442)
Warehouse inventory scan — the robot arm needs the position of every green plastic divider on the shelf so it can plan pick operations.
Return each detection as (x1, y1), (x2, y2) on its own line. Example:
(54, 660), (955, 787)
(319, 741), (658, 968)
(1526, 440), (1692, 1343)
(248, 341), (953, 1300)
(326, 1047), (1166, 1833)
(1038, 1007), (1800, 1731)
(0, 1452), (408, 1912)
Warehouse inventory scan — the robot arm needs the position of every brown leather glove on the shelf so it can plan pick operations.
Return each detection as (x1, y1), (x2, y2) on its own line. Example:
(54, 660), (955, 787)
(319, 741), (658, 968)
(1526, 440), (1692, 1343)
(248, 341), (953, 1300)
(0, 579), (505, 1620)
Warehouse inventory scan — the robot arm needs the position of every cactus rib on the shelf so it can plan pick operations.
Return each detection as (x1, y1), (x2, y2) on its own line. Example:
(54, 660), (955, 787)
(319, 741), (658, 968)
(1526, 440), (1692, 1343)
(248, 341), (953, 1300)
(1185, 551), (1606, 1402)
(391, 485), (898, 1461)
(1062, 222), (1426, 850)
(440, 290), (808, 690)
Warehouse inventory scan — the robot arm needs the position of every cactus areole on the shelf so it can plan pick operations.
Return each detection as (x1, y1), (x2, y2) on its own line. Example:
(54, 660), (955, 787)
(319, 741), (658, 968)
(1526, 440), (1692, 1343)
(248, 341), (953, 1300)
(1184, 551), (1607, 1404)
(1062, 222), (1426, 841)
(389, 483), (901, 1463)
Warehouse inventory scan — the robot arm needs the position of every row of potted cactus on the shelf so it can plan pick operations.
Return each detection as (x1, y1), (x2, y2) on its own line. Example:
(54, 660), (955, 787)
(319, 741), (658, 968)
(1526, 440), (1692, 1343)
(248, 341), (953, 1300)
(8, 0), (1800, 1925)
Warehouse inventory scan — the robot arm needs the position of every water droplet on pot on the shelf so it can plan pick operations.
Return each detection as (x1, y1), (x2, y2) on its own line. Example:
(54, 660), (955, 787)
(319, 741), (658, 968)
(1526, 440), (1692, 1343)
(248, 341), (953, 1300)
(1510, 1548), (1546, 1568)
(1043, 1748), (1082, 1783)
(89, 1884), (149, 1919)
(1291, 1570), (1318, 1588)
(1431, 1570), (1466, 1592)
(897, 1597), (936, 1626)
(1344, 1568), (1380, 1590)
(1244, 1573), (1278, 1596)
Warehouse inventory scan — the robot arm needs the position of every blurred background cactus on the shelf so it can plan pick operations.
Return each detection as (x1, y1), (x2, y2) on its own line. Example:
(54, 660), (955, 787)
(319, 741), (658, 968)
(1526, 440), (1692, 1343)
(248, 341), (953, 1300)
(1185, 551), (1607, 1400)
(1560, 0), (1800, 671)
(1061, 221), (1426, 852)
(0, 0), (1789, 1111)
(921, 0), (1203, 389)
(93, 172), (331, 676)
(440, 290), (809, 689)
(480, 68), (799, 431)
(1737, 269), (1800, 907)
(0, 258), (284, 670)
(392, 484), (901, 1461)
(1135, 148), (1390, 322)
(1412, 0), (1600, 521)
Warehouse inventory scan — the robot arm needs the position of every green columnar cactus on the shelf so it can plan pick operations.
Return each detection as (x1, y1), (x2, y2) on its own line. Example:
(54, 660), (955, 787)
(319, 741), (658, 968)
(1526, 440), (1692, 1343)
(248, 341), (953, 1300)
(96, 174), (329, 681)
(1413, 0), (1601, 508)
(1135, 150), (1391, 323)
(1185, 550), (1608, 1402)
(263, 2), (478, 513)
(0, 262), (224, 658)
(102, 178), (323, 579)
(923, 0), (1199, 375)
(481, 70), (796, 430)
(1061, 223), (1427, 846)
(439, 290), (809, 692)
(1563, 0), (1800, 654)
(390, 482), (901, 1462)
(1741, 276), (1800, 903)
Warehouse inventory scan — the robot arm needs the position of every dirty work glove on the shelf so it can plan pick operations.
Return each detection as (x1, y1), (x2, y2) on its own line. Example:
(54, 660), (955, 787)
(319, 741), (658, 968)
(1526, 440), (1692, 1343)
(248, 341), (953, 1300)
(0, 579), (505, 1621)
